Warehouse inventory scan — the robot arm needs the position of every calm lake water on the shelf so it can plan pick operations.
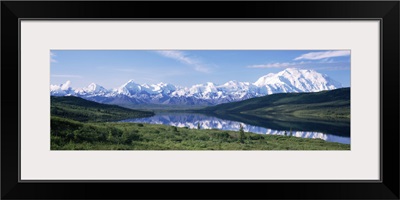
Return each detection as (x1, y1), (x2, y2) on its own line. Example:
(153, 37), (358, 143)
(120, 113), (350, 144)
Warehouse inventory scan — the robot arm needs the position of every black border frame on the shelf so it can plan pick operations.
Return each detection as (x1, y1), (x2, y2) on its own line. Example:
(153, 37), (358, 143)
(16, 19), (378, 183)
(2, 1), (399, 199)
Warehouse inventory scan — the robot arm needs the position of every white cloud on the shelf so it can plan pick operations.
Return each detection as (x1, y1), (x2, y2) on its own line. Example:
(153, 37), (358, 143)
(318, 58), (335, 63)
(313, 66), (350, 71)
(294, 50), (350, 60)
(51, 74), (82, 78)
(155, 50), (210, 73)
(156, 51), (193, 65)
(247, 61), (307, 69)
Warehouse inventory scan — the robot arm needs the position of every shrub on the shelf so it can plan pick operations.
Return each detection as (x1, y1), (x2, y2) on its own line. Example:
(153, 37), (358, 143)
(73, 126), (101, 143)
(195, 134), (210, 141)
(108, 127), (123, 137)
(211, 132), (230, 141)
(121, 131), (140, 144)
(239, 124), (245, 144)
(249, 134), (264, 140)
(51, 136), (63, 146)
(172, 136), (183, 142)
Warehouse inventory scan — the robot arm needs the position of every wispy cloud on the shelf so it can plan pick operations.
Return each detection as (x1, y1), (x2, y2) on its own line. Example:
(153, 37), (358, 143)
(50, 51), (57, 63)
(247, 58), (349, 71)
(318, 58), (335, 64)
(247, 61), (307, 69)
(155, 50), (210, 73)
(313, 66), (350, 71)
(294, 50), (350, 60)
(156, 51), (194, 65)
(51, 74), (82, 78)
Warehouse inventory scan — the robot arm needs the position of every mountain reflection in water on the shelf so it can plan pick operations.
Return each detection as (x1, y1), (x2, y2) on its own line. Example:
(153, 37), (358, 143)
(120, 113), (350, 144)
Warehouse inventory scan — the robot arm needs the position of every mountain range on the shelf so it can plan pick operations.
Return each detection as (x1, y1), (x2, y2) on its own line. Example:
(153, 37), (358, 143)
(50, 68), (342, 106)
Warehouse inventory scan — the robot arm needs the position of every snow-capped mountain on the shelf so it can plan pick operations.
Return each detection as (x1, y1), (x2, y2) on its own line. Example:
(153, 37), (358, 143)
(254, 68), (341, 93)
(50, 80), (74, 96)
(75, 83), (109, 96)
(50, 68), (343, 106)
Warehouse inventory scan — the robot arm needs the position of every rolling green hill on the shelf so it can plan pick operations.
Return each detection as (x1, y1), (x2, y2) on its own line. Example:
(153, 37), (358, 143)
(202, 88), (350, 120)
(51, 96), (154, 122)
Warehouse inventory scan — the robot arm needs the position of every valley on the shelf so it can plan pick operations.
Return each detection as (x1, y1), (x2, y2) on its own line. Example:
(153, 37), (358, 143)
(50, 87), (350, 150)
(50, 67), (351, 150)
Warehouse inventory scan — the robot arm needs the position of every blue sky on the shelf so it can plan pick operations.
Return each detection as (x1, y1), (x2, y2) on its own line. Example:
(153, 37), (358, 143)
(50, 50), (351, 88)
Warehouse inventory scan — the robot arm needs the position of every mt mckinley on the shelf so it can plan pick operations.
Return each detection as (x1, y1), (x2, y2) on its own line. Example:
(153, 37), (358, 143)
(50, 68), (342, 106)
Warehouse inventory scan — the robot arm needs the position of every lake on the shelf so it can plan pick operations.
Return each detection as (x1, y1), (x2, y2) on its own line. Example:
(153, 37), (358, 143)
(120, 112), (350, 144)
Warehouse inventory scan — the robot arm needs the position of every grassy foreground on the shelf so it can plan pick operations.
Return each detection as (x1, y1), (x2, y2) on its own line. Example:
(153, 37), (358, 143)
(51, 116), (350, 150)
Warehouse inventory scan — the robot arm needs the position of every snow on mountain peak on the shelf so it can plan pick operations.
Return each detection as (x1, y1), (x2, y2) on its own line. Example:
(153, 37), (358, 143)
(223, 80), (238, 85)
(152, 82), (176, 94)
(72, 82), (108, 96)
(122, 79), (139, 87)
(117, 80), (142, 96)
(50, 80), (73, 96)
(60, 80), (71, 90)
(254, 68), (341, 93)
(87, 83), (99, 91)
(50, 80), (71, 91)
(50, 68), (343, 105)
(206, 81), (214, 85)
(85, 83), (107, 93)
